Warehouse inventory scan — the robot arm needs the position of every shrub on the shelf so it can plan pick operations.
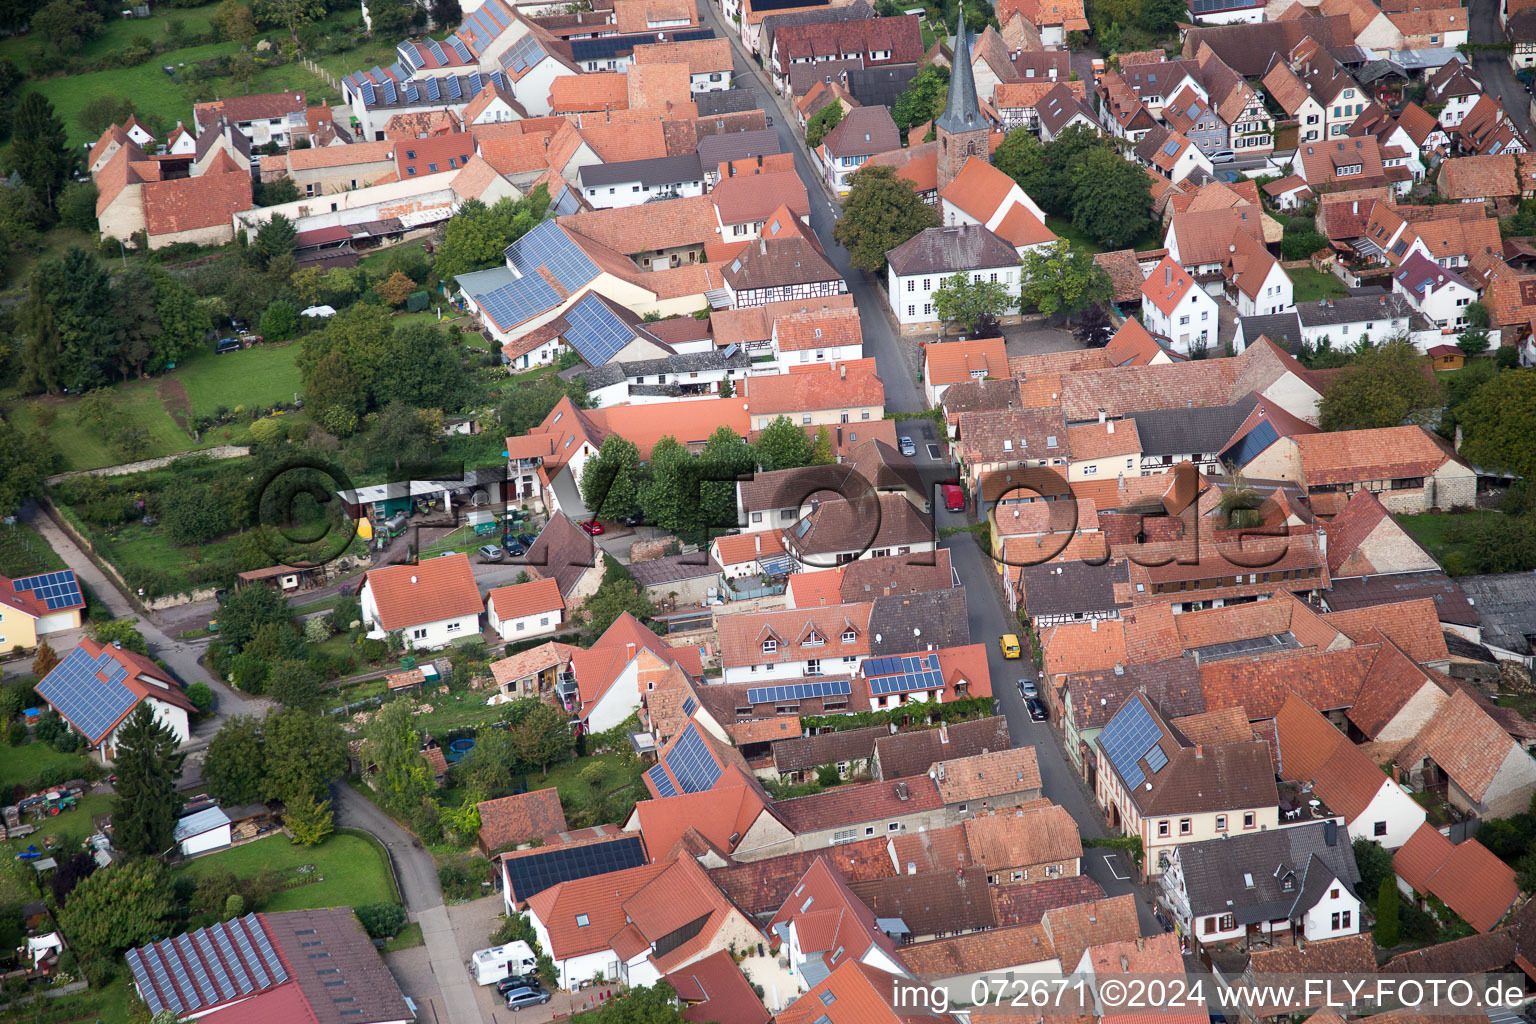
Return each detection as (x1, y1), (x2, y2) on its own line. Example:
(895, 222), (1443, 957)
(356, 902), (408, 939)
(437, 856), (489, 903)
(303, 616), (333, 644)
(6, 721), (27, 747)
(185, 682), (214, 712)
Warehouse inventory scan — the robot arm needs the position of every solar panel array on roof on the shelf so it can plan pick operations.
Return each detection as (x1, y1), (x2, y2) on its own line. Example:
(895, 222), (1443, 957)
(746, 679), (851, 704)
(552, 185), (582, 216)
(451, 37), (473, 61)
(506, 221), (599, 290)
(12, 569), (83, 611)
(127, 915), (285, 1017)
(474, 273), (561, 330)
(571, 28), (713, 61)
(647, 762), (678, 797)
(864, 652), (943, 697)
(665, 723), (722, 793)
(1219, 418), (1280, 468)
(564, 293), (637, 365)
(504, 32), (546, 73)
(682, 695), (698, 717)
(36, 645), (139, 743)
(1098, 698), (1165, 791)
(503, 834), (648, 900)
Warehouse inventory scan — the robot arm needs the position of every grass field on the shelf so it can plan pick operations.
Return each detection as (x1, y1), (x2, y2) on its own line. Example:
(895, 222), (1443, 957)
(1290, 268), (1349, 304)
(0, 5), (222, 73)
(174, 831), (396, 912)
(1396, 509), (1503, 571)
(0, 521), (68, 578)
(8, 386), (199, 473)
(1044, 216), (1162, 255)
(175, 343), (304, 417)
(0, 743), (90, 791)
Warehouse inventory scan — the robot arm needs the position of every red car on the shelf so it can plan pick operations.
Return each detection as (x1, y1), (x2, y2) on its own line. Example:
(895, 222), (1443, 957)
(581, 519), (605, 536)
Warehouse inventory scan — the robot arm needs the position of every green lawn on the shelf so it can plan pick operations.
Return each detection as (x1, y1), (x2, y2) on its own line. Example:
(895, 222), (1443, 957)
(382, 921), (425, 951)
(175, 342), (304, 417)
(1290, 267), (1349, 304)
(1396, 509), (1503, 571)
(0, 742), (91, 792)
(7, 385), (199, 472)
(0, 792), (113, 856)
(0, 4), (222, 73)
(1044, 216), (1162, 255)
(0, 521), (67, 578)
(174, 831), (396, 912)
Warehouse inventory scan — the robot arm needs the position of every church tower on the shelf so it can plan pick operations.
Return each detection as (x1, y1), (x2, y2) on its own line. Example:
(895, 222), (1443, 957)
(935, 5), (988, 190)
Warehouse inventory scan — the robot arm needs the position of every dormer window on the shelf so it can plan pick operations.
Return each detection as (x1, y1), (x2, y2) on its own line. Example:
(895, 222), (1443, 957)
(803, 632), (824, 648)
(841, 629), (856, 644)
(763, 638), (778, 654)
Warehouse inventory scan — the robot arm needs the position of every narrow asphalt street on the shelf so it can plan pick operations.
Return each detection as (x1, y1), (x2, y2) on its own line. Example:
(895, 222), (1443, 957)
(697, 0), (929, 413)
(1469, 0), (1534, 136)
(333, 784), (487, 1024)
(694, 0), (1165, 931)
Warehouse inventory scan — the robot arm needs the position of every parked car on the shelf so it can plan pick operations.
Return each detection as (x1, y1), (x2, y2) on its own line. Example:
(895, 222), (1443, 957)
(505, 987), (551, 1011)
(517, 532), (537, 549)
(899, 436), (917, 456)
(215, 337), (242, 355)
(477, 544), (505, 564)
(496, 975), (538, 997)
(1018, 679), (1038, 698)
(581, 519), (605, 536)
(502, 536), (525, 556)
(1025, 697), (1049, 722)
(620, 514), (643, 527)
(1209, 149), (1236, 163)
(999, 634), (1021, 659)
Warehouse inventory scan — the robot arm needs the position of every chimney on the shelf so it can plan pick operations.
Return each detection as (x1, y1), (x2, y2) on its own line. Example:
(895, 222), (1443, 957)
(1164, 265), (1172, 286)
(908, 861), (917, 875)
(755, 534), (761, 553)
(1113, 662), (1124, 676)
(939, 722), (949, 744)
(410, 575), (418, 584)
(1107, 420), (1115, 434)
(840, 363), (846, 380)
(896, 781), (909, 801)
(626, 643), (636, 659)
(1098, 408), (1106, 423)
(759, 239), (767, 255)
(1121, 955), (1130, 972)
(1195, 744), (1204, 759)
(1091, 619), (1099, 632)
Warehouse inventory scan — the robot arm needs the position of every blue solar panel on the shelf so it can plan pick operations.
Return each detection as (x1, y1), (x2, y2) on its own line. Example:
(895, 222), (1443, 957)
(248, 915), (286, 984)
(647, 762), (677, 798)
(475, 274), (561, 331)
(864, 654), (939, 678)
(1145, 745), (1169, 774)
(193, 929), (237, 1002)
(666, 723), (721, 794)
(126, 952), (160, 1013)
(869, 669), (945, 697)
(13, 570), (83, 611)
(447, 76), (463, 100)
(36, 644), (139, 743)
(505, 33), (545, 73)
(1220, 419), (1280, 468)
(1098, 699), (1164, 791)
(746, 679), (852, 704)
(683, 696), (697, 717)
(211, 923), (254, 994)
(565, 294), (638, 365)
(505, 221), (598, 291)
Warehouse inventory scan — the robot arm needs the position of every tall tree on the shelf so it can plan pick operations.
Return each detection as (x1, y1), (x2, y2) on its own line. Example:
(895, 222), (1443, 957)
(755, 415), (814, 471)
(583, 555), (654, 636)
(151, 271), (212, 369)
(892, 63), (950, 134)
(1456, 369), (1536, 477)
(363, 699), (431, 813)
(805, 102), (844, 148)
(20, 246), (116, 392)
(510, 701), (574, 777)
(1019, 241), (1112, 322)
(11, 93), (71, 206)
(252, 214), (296, 269)
(699, 425), (756, 532)
(366, 401), (441, 473)
(262, 708), (346, 802)
(932, 272), (1014, 333)
(638, 435), (699, 539)
(579, 434), (643, 520)
(57, 860), (174, 957)
(304, 349), (367, 437)
(375, 323), (470, 411)
(108, 264), (164, 380)
(991, 129), (1050, 207)
(204, 715), (267, 805)
(832, 166), (938, 274)
(252, 0), (324, 46)
(1066, 147), (1153, 250)
(212, 0), (257, 40)
(110, 703), (186, 858)
(0, 419), (56, 514)
(456, 728), (519, 799)
(284, 792), (334, 846)
(810, 424), (835, 465)
(31, 0), (102, 54)
(432, 186), (549, 280)
(1317, 337), (1443, 432)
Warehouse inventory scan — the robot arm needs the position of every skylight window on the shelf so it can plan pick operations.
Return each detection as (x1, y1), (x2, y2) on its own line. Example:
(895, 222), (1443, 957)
(576, 914), (590, 926)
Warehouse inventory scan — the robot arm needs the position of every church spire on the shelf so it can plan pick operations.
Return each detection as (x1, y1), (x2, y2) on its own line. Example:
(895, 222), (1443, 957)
(936, 3), (982, 135)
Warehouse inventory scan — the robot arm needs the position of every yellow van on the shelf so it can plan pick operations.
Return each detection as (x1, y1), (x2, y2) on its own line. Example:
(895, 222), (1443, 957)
(1000, 634), (1021, 659)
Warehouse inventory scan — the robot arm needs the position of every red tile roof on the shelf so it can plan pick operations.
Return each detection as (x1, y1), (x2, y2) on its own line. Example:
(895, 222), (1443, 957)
(666, 949), (770, 1024)
(926, 338), (1009, 386)
(477, 788), (569, 854)
(362, 553), (482, 632)
(486, 577), (564, 621)
(142, 171), (252, 237)
(1393, 823), (1518, 932)
(775, 775), (943, 833)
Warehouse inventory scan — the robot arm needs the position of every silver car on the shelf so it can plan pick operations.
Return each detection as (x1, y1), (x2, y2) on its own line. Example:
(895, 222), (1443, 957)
(1018, 679), (1038, 698)
(477, 544), (505, 563)
(899, 436), (916, 456)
